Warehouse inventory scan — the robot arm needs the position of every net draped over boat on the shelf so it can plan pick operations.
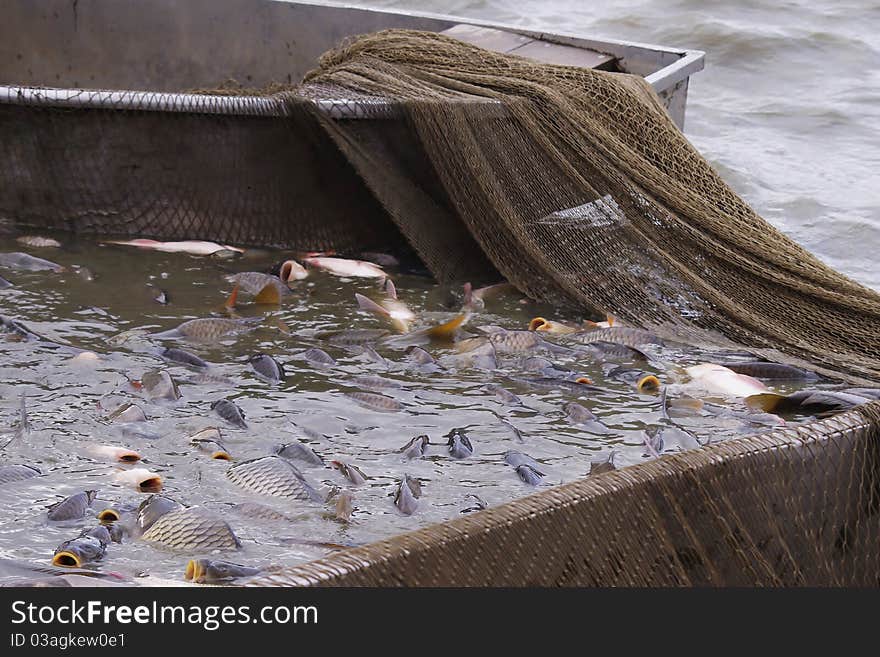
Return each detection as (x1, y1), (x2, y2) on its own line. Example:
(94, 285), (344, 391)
(289, 29), (880, 385)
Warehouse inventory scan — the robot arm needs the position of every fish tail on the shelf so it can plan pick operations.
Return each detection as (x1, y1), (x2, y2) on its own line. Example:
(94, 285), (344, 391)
(253, 283), (281, 305)
(224, 284), (239, 309)
(425, 312), (471, 340)
(745, 393), (785, 412)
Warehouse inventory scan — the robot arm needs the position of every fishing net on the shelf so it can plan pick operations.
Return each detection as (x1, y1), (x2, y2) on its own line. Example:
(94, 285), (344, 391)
(290, 29), (880, 385)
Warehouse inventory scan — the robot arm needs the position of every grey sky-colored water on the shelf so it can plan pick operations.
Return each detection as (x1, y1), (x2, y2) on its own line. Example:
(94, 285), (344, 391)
(356, 0), (880, 288)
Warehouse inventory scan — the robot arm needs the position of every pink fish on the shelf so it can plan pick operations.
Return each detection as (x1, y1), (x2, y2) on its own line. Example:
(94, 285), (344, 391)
(103, 239), (244, 256)
(685, 363), (768, 398)
(303, 257), (386, 279)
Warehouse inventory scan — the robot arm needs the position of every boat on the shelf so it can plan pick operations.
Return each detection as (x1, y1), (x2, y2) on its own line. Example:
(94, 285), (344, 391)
(0, 0), (704, 249)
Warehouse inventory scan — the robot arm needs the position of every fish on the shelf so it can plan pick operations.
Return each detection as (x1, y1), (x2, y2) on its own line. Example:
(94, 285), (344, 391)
(52, 527), (110, 567)
(351, 374), (402, 391)
(191, 431), (232, 460)
(47, 491), (98, 521)
(160, 347), (208, 369)
(141, 508), (241, 551)
(211, 398), (248, 429)
(399, 435), (430, 459)
(393, 475), (421, 515)
(589, 451), (618, 475)
(746, 390), (871, 415)
(528, 317), (580, 335)
(332, 491), (355, 523)
(112, 468), (163, 493)
(504, 451), (541, 470)
(442, 338), (498, 370)
(0, 464), (41, 486)
(563, 402), (610, 434)
(141, 369), (181, 401)
(230, 502), (291, 522)
(352, 345), (390, 368)
(460, 494), (488, 514)
(462, 282), (515, 311)
(226, 456), (325, 501)
(606, 367), (661, 394)
(273, 441), (324, 466)
(318, 328), (390, 345)
(492, 414), (522, 442)
(722, 360), (819, 381)
(248, 353), (285, 383)
(360, 252), (400, 267)
(226, 271), (291, 297)
(484, 384), (522, 406)
(330, 460), (367, 485)
(107, 403), (148, 423)
(16, 235), (61, 248)
(580, 341), (650, 362)
(0, 252), (64, 272)
(511, 376), (604, 394)
(405, 346), (436, 367)
(574, 327), (663, 348)
(515, 464), (545, 486)
(178, 372), (235, 386)
(659, 425), (702, 451)
(344, 391), (402, 413)
(279, 259), (309, 282)
(85, 445), (141, 463)
(445, 428), (474, 459)
(157, 317), (261, 341)
(488, 329), (560, 355)
(153, 290), (169, 305)
(136, 495), (182, 532)
(685, 363), (769, 398)
(116, 423), (161, 441)
(301, 347), (337, 368)
(355, 293), (415, 333)
(185, 559), (262, 584)
(103, 239), (244, 256)
(303, 256), (386, 279)
(642, 427), (665, 458)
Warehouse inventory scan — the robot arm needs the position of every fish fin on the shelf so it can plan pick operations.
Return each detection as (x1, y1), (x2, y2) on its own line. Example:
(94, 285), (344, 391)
(745, 393), (784, 412)
(607, 315), (615, 327)
(224, 284), (239, 309)
(355, 293), (390, 317)
(425, 312), (471, 341)
(383, 278), (398, 300)
(253, 283), (281, 305)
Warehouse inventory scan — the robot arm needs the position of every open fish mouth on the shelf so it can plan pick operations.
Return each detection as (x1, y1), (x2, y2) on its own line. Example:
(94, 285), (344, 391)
(51, 551), (82, 568)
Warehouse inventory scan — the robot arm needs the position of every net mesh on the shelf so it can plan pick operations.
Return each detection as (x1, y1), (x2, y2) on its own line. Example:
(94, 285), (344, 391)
(293, 29), (880, 385)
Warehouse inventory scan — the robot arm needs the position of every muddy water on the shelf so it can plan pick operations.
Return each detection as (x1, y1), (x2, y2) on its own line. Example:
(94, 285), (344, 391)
(0, 235), (823, 584)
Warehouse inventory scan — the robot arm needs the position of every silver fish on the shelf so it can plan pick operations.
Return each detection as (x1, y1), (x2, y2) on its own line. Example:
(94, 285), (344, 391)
(226, 456), (325, 502)
(273, 441), (324, 466)
(301, 347), (337, 368)
(185, 559), (262, 584)
(159, 317), (261, 341)
(405, 346), (436, 366)
(515, 464), (545, 486)
(136, 495), (182, 532)
(47, 491), (98, 522)
(0, 252), (63, 272)
(190, 432), (232, 460)
(344, 391), (402, 413)
(460, 494), (488, 514)
(642, 426), (665, 458)
(399, 434), (430, 459)
(332, 491), (355, 523)
(107, 403), (147, 423)
(16, 236), (61, 248)
(52, 528), (109, 567)
(394, 475), (421, 515)
(226, 272), (289, 296)
(319, 329), (389, 345)
(211, 398), (247, 429)
(504, 451), (540, 470)
(248, 353), (285, 383)
(330, 460), (367, 485)
(142, 508), (241, 551)
(484, 384), (522, 406)
(574, 327), (663, 348)
(160, 347), (208, 369)
(0, 464), (40, 486)
(141, 369), (181, 402)
(563, 402), (609, 434)
(445, 428), (473, 459)
(351, 375), (401, 391)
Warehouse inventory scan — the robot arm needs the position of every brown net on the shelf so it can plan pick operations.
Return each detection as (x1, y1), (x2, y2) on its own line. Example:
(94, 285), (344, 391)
(291, 29), (880, 385)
